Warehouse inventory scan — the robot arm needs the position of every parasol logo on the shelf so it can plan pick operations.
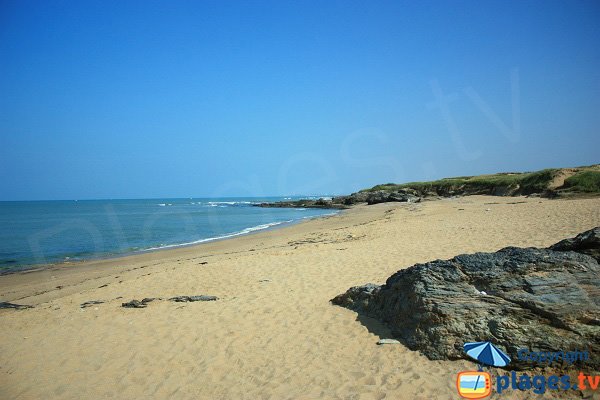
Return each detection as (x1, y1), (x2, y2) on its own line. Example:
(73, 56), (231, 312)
(456, 341), (511, 399)
(464, 341), (511, 368)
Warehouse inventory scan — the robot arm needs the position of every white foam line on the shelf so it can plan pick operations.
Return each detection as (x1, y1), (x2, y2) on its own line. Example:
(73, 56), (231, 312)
(143, 220), (293, 251)
(206, 201), (257, 206)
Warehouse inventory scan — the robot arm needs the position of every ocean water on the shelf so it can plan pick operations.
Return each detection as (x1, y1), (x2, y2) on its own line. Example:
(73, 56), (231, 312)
(0, 197), (337, 272)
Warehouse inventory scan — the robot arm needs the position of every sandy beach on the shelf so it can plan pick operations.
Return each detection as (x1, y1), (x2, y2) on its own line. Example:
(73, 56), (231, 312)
(1, 195), (600, 400)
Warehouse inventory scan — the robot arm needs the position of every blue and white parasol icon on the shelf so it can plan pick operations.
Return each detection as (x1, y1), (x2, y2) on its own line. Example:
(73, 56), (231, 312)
(464, 341), (511, 367)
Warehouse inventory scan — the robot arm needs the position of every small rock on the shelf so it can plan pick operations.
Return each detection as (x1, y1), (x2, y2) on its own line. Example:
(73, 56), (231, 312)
(122, 299), (150, 308)
(169, 295), (218, 302)
(377, 339), (401, 345)
(141, 298), (157, 304)
(189, 295), (217, 302)
(0, 302), (32, 310)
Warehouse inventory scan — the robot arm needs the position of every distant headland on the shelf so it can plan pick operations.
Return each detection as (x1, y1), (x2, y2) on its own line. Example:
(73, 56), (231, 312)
(255, 164), (600, 209)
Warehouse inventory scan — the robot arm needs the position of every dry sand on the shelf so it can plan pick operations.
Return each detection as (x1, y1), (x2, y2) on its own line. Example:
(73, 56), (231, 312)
(1, 195), (600, 400)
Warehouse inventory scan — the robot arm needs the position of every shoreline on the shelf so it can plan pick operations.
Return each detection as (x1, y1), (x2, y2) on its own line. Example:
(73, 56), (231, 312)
(0, 206), (349, 304)
(0, 208), (343, 278)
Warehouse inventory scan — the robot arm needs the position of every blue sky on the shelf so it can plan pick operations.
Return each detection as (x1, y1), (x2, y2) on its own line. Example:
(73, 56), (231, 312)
(1, 0), (599, 200)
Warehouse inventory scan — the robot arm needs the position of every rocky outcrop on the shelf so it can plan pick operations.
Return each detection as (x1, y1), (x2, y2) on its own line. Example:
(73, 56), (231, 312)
(333, 189), (421, 206)
(549, 226), (600, 262)
(331, 192), (370, 206)
(331, 227), (600, 370)
(255, 190), (421, 209)
(365, 190), (420, 205)
(254, 199), (348, 209)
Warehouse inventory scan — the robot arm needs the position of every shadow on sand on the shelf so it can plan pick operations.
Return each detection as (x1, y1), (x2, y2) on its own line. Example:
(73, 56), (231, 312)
(355, 313), (394, 339)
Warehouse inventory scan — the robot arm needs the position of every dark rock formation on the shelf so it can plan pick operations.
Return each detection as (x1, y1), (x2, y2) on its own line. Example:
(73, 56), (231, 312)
(121, 298), (155, 308)
(169, 295), (218, 302)
(332, 192), (370, 206)
(549, 226), (600, 262)
(331, 227), (600, 370)
(254, 199), (347, 209)
(140, 297), (157, 303)
(332, 189), (421, 206)
(364, 190), (421, 205)
(256, 190), (422, 209)
(0, 301), (33, 310)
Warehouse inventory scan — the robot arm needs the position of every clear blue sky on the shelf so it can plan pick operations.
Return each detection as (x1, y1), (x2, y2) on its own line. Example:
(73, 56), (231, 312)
(1, 0), (599, 200)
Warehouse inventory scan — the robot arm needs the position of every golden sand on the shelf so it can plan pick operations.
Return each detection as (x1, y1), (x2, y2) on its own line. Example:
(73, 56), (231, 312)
(1, 195), (599, 399)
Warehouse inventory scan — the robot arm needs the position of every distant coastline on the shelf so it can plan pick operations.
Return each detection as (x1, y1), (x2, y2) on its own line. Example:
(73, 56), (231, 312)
(257, 164), (600, 209)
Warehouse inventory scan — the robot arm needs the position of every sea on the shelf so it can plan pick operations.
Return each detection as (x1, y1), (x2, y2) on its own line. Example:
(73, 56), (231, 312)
(0, 197), (338, 273)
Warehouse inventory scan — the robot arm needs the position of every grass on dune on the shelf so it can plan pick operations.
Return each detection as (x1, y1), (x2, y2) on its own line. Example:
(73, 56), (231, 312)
(361, 169), (559, 194)
(562, 171), (600, 193)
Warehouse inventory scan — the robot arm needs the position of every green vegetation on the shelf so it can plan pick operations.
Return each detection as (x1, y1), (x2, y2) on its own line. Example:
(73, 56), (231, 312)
(363, 170), (555, 194)
(518, 169), (558, 192)
(563, 171), (600, 193)
(360, 165), (600, 197)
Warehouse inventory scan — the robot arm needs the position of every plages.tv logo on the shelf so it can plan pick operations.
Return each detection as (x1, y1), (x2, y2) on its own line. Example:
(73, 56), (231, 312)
(456, 371), (491, 399)
(456, 341), (511, 399)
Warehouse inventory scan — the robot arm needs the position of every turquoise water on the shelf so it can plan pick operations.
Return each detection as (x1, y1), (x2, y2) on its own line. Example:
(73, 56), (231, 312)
(0, 197), (337, 272)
